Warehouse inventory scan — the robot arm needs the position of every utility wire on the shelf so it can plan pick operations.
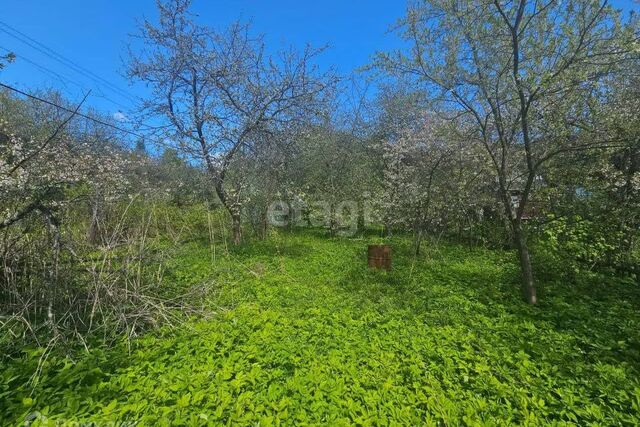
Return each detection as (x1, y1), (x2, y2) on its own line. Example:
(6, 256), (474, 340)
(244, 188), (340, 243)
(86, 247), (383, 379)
(0, 24), (135, 104)
(0, 81), (143, 138)
(0, 23), (171, 132)
(0, 45), (135, 112)
(0, 45), (79, 91)
(0, 22), (172, 139)
(0, 21), (138, 103)
(0, 20), (142, 106)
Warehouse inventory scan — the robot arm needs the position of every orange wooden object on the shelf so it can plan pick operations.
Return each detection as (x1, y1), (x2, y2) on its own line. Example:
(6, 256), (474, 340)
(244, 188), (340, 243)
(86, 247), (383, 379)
(368, 245), (391, 271)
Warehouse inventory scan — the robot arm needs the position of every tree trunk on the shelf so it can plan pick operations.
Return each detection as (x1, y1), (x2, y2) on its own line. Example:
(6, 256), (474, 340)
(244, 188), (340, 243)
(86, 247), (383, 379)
(414, 229), (423, 256)
(42, 209), (61, 337)
(284, 198), (293, 231)
(260, 208), (268, 240)
(211, 172), (243, 246)
(513, 221), (537, 305)
(357, 199), (365, 234)
(328, 203), (337, 236)
(231, 213), (242, 245)
(303, 208), (312, 227)
(499, 184), (537, 305)
(413, 214), (424, 256)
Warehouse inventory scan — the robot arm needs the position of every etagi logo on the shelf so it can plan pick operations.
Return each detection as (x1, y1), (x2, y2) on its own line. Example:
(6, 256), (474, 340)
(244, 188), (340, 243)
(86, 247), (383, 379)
(267, 199), (370, 236)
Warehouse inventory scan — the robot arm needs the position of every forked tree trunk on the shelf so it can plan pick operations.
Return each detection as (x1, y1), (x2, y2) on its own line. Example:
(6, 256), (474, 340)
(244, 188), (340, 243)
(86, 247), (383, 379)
(513, 221), (537, 305)
(211, 173), (243, 246)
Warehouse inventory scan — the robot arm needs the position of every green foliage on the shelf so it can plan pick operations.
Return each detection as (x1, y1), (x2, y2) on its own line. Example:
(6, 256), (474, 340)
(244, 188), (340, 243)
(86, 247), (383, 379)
(531, 214), (639, 280)
(1, 230), (639, 425)
(466, 217), (512, 249)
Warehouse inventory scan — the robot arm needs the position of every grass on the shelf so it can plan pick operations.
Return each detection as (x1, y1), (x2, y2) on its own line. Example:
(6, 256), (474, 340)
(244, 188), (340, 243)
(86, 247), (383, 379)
(1, 229), (639, 425)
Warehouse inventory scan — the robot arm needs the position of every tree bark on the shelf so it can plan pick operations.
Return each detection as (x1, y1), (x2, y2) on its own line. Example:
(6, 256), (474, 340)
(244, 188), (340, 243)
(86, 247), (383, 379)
(414, 229), (423, 256)
(328, 203), (337, 236)
(231, 213), (242, 245)
(260, 207), (268, 240)
(284, 197), (293, 231)
(499, 184), (538, 305)
(356, 199), (365, 234)
(211, 171), (243, 246)
(506, 0), (537, 305)
(513, 221), (537, 305)
(42, 208), (61, 337)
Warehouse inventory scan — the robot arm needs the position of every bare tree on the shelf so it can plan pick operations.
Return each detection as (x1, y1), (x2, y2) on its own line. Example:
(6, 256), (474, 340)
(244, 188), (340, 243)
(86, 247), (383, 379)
(128, 0), (337, 244)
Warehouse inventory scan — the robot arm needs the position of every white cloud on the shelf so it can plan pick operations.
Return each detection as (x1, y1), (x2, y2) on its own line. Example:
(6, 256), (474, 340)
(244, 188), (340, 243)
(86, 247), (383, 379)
(113, 111), (127, 122)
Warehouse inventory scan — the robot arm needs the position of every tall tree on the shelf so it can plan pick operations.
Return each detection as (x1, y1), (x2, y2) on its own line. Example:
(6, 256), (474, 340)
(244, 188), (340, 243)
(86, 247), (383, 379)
(128, 0), (336, 244)
(377, 0), (636, 303)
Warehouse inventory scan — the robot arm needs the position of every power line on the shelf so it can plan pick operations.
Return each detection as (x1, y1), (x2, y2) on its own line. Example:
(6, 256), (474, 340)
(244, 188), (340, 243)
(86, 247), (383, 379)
(0, 24), (137, 105)
(0, 45), (135, 112)
(0, 81), (143, 138)
(0, 20), (139, 104)
(0, 20), (142, 106)
(0, 24), (171, 140)
(0, 45), (79, 91)
(0, 38), (169, 133)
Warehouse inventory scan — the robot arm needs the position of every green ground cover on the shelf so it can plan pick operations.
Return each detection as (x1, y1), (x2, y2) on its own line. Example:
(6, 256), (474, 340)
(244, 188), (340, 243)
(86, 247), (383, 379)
(1, 230), (639, 425)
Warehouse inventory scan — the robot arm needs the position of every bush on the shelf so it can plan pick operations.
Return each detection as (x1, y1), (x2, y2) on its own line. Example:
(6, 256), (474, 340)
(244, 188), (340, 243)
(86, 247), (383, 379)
(0, 200), (222, 354)
(530, 214), (638, 281)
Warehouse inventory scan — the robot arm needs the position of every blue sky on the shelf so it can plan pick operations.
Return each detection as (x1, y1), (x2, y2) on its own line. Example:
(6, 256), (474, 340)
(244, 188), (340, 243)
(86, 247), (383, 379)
(0, 0), (637, 125)
(0, 0), (408, 122)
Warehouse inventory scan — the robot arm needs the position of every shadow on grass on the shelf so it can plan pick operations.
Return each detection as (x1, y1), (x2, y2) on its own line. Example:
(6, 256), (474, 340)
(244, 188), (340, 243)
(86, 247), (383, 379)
(229, 238), (312, 259)
(4, 230), (638, 424)
(333, 239), (640, 370)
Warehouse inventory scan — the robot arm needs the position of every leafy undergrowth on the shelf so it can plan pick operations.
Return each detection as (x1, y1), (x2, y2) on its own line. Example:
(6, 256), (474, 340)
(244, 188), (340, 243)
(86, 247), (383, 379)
(1, 230), (639, 425)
